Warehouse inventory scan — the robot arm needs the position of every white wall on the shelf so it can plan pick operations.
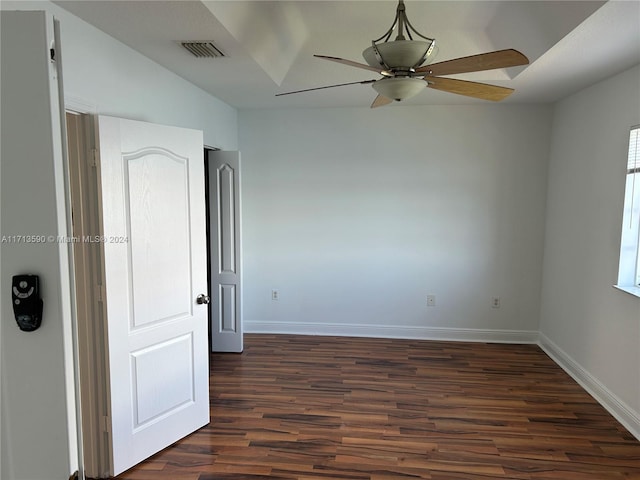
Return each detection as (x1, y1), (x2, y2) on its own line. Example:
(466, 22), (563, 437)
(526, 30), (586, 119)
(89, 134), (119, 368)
(539, 64), (640, 437)
(239, 105), (552, 341)
(1, 1), (238, 150)
(1, 11), (75, 480)
(0, 2), (238, 479)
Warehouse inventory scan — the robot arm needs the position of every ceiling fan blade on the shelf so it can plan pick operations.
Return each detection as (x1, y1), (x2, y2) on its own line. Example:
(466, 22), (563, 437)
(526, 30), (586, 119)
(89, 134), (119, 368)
(416, 49), (528, 76)
(371, 94), (393, 108)
(426, 77), (514, 101)
(276, 79), (376, 97)
(314, 55), (388, 74)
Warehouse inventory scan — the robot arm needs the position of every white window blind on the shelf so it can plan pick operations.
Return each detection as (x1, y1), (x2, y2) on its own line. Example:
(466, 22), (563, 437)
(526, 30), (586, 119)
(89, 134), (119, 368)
(631, 128), (640, 286)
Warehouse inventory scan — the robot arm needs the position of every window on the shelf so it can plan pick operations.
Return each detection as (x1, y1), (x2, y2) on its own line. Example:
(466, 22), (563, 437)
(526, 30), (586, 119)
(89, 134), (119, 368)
(616, 126), (640, 295)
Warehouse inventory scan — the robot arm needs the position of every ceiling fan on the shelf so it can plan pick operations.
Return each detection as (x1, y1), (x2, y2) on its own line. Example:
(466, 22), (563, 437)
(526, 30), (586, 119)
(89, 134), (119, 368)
(277, 0), (529, 107)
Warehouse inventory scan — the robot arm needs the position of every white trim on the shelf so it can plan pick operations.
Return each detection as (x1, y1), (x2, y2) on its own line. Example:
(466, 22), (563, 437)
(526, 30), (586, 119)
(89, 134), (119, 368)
(245, 321), (539, 344)
(538, 332), (640, 441)
(613, 284), (640, 298)
(65, 95), (97, 115)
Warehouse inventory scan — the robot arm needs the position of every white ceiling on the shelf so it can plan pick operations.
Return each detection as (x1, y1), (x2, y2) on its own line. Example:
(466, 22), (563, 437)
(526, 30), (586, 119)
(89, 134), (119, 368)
(53, 0), (640, 109)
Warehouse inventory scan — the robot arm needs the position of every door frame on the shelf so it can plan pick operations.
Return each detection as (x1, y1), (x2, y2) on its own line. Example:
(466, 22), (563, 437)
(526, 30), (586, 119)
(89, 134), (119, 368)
(66, 112), (111, 478)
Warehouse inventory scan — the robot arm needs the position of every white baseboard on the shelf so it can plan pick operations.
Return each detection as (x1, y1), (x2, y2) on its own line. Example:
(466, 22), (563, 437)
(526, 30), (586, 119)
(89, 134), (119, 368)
(538, 332), (640, 441)
(245, 320), (539, 344)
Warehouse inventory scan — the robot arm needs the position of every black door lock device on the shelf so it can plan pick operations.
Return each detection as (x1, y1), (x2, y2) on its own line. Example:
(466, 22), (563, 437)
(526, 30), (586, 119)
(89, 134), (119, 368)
(12, 274), (43, 332)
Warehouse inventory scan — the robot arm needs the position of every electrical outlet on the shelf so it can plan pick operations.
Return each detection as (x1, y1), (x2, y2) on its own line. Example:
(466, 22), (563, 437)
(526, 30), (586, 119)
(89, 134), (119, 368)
(491, 296), (500, 308)
(271, 289), (279, 301)
(427, 295), (436, 307)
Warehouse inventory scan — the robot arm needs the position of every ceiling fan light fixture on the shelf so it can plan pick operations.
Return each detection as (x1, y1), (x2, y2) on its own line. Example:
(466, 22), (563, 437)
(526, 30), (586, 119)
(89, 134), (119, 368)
(372, 77), (425, 102)
(278, 0), (529, 106)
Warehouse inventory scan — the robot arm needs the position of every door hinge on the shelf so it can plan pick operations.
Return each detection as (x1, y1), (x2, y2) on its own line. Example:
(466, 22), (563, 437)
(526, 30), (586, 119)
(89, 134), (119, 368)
(95, 284), (105, 303)
(102, 415), (110, 433)
(90, 148), (99, 167)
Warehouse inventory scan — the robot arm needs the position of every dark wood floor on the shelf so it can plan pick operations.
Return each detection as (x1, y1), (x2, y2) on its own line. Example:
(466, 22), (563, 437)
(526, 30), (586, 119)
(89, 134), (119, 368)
(115, 334), (640, 480)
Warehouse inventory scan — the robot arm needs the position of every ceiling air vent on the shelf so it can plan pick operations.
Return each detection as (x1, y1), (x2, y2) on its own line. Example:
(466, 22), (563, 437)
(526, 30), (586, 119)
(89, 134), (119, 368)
(180, 42), (225, 58)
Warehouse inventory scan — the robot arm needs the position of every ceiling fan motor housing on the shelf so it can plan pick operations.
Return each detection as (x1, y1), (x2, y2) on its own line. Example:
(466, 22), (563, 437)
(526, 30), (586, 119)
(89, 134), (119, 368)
(363, 40), (434, 70)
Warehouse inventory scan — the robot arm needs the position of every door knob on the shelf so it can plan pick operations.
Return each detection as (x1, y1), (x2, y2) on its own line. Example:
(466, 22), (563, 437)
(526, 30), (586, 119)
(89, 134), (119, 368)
(196, 294), (211, 305)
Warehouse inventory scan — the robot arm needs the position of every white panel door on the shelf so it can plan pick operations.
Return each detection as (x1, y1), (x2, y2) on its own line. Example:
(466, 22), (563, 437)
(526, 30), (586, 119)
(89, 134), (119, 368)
(207, 150), (243, 352)
(97, 116), (209, 475)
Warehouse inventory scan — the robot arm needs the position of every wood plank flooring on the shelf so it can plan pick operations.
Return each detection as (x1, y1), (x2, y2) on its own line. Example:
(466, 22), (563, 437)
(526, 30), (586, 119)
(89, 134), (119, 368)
(114, 334), (640, 480)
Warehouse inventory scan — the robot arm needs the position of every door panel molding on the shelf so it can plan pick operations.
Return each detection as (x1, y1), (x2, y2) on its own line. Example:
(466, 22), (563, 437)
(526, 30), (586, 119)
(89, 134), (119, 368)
(123, 149), (192, 329)
(217, 164), (237, 274)
(131, 333), (196, 429)
(219, 284), (238, 333)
